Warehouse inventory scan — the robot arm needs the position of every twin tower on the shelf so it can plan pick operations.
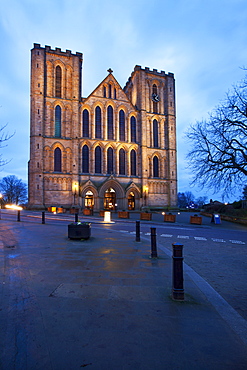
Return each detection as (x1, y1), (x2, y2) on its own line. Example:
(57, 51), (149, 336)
(28, 43), (177, 211)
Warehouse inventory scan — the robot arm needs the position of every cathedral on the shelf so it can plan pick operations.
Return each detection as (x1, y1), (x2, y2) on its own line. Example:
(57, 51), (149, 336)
(28, 43), (177, 211)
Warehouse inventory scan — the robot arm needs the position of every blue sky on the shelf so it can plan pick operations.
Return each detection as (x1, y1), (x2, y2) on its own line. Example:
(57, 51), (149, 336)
(0, 0), (247, 202)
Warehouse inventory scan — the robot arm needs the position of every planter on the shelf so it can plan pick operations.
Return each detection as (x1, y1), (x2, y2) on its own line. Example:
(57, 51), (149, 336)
(164, 214), (176, 223)
(99, 210), (105, 217)
(140, 212), (152, 221)
(190, 215), (202, 225)
(83, 209), (93, 216)
(48, 206), (56, 213)
(68, 223), (91, 239)
(118, 211), (129, 219)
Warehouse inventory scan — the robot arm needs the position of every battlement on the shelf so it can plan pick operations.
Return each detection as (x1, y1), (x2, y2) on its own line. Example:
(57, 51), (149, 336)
(33, 43), (83, 58)
(124, 65), (174, 91)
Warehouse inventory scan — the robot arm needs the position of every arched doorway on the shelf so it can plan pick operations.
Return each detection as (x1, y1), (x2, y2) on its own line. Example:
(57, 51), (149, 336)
(104, 188), (116, 210)
(85, 190), (94, 209)
(128, 191), (135, 210)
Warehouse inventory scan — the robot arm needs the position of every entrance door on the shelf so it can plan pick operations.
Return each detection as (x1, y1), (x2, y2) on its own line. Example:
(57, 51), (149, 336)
(128, 192), (135, 210)
(104, 188), (116, 210)
(85, 190), (94, 209)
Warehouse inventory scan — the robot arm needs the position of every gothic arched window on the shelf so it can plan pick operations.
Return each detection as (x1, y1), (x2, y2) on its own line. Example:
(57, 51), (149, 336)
(107, 106), (114, 140)
(108, 84), (112, 98)
(153, 156), (159, 178)
(119, 148), (126, 175)
(82, 145), (89, 173)
(95, 146), (102, 173)
(153, 119), (158, 147)
(130, 149), (136, 176)
(152, 84), (158, 113)
(54, 147), (62, 172)
(55, 105), (61, 137)
(82, 109), (89, 138)
(55, 65), (62, 98)
(107, 147), (114, 174)
(119, 110), (125, 141)
(130, 116), (136, 143)
(95, 106), (102, 138)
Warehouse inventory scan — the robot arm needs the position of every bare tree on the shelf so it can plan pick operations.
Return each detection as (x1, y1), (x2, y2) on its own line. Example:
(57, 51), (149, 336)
(186, 75), (247, 195)
(0, 123), (14, 167)
(0, 175), (27, 204)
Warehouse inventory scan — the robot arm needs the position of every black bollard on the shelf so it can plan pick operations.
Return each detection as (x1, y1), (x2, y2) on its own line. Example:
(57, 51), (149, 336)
(172, 242), (184, 300)
(150, 227), (157, 258)
(75, 213), (79, 223)
(136, 221), (140, 242)
(42, 211), (45, 224)
(17, 210), (21, 222)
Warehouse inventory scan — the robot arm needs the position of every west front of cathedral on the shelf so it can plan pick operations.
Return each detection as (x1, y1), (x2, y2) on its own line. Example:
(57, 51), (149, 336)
(28, 43), (177, 211)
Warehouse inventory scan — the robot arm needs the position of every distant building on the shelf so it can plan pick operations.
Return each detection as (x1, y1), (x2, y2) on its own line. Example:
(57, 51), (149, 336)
(28, 43), (177, 211)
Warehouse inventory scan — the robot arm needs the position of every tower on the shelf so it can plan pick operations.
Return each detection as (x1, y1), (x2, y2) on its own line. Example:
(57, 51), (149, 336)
(28, 43), (83, 208)
(124, 66), (177, 206)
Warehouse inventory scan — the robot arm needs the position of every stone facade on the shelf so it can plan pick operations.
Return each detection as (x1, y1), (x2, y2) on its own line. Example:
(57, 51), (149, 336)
(28, 43), (177, 211)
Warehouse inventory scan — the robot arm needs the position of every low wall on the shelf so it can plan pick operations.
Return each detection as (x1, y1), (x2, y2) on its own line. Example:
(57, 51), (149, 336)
(200, 212), (247, 226)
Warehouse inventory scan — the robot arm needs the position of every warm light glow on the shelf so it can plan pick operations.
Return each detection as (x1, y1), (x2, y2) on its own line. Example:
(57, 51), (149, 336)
(104, 211), (111, 222)
(162, 212), (165, 215)
(143, 185), (149, 193)
(5, 204), (23, 210)
(73, 182), (79, 193)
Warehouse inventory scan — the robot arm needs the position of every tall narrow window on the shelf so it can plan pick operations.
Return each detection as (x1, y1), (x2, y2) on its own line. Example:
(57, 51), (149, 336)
(130, 149), (136, 176)
(95, 106), (102, 138)
(95, 146), (102, 173)
(107, 106), (114, 140)
(114, 88), (117, 99)
(153, 156), (159, 177)
(82, 109), (89, 137)
(55, 105), (61, 137)
(153, 119), (158, 147)
(107, 147), (114, 174)
(55, 65), (62, 98)
(119, 110), (125, 141)
(54, 147), (62, 172)
(108, 84), (112, 98)
(119, 148), (126, 175)
(152, 84), (158, 113)
(103, 86), (106, 97)
(130, 116), (136, 143)
(82, 145), (89, 173)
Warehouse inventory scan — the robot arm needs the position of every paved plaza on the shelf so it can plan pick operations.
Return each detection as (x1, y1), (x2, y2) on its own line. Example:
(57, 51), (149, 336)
(0, 212), (247, 369)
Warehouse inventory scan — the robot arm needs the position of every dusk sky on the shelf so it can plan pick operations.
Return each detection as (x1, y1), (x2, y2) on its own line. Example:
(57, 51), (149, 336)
(0, 0), (247, 202)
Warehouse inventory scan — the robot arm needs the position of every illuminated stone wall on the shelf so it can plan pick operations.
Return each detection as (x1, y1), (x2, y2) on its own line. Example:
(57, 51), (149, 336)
(28, 44), (177, 210)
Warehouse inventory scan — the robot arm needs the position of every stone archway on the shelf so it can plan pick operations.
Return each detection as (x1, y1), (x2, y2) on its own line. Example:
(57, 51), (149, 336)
(98, 179), (125, 210)
(127, 191), (135, 210)
(104, 188), (116, 210)
(84, 190), (94, 209)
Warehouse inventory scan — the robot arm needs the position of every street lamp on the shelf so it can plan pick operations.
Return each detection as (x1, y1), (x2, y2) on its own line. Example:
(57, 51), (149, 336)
(143, 186), (148, 206)
(73, 182), (78, 205)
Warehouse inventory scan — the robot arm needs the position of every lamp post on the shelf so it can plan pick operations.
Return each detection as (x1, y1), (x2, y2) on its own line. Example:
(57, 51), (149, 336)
(143, 186), (148, 206)
(73, 182), (78, 205)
